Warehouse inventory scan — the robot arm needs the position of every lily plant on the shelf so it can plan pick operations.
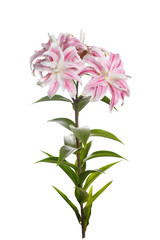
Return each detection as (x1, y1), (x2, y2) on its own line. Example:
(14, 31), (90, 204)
(30, 30), (130, 238)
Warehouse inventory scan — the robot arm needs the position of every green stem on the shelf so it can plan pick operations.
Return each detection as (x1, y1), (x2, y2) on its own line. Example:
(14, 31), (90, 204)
(74, 82), (86, 238)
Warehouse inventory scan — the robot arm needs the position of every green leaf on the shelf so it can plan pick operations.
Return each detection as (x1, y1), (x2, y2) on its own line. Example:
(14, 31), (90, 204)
(58, 145), (77, 166)
(77, 96), (91, 112)
(60, 165), (78, 185)
(70, 125), (90, 146)
(78, 169), (103, 186)
(90, 129), (123, 144)
(40, 150), (53, 157)
(53, 186), (81, 222)
(64, 134), (77, 148)
(84, 186), (93, 228)
(101, 96), (118, 111)
(84, 161), (120, 190)
(35, 156), (78, 171)
(75, 187), (89, 204)
(80, 141), (92, 162)
(34, 94), (72, 103)
(85, 150), (126, 162)
(48, 118), (75, 130)
(101, 96), (110, 105)
(85, 181), (112, 207)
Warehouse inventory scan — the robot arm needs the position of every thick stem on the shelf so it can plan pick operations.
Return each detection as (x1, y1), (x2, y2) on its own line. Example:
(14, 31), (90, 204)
(74, 82), (86, 238)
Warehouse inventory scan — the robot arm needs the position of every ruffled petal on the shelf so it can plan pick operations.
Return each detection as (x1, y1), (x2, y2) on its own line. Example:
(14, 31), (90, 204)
(64, 78), (76, 97)
(84, 55), (104, 73)
(63, 46), (78, 62)
(108, 53), (125, 74)
(88, 46), (105, 58)
(64, 69), (81, 83)
(33, 62), (53, 73)
(78, 66), (98, 76)
(82, 75), (107, 101)
(30, 49), (46, 69)
(48, 80), (59, 98)
(109, 85), (120, 110)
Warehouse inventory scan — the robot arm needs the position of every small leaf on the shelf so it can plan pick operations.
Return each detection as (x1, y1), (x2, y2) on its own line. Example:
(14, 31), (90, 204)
(64, 134), (77, 148)
(40, 150), (53, 157)
(84, 161), (120, 190)
(85, 181), (112, 207)
(90, 129), (123, 144)
(48, 118), (75, 130)
(84, 186), (93, 228)
(60, 165), (78, 185)
(75, 187), (89, 204)
(58, 145), (77, 166)
(101, 96), (118, 111)
(77, 96), (91, 112)
(80, 141), (92, 162)
(70, 125), (90, 146)
(35, 156), (78, 171)
(53, 186), (81, 222)
(101, 96), (110, 105)
(85, 150), (126, 162)
(34, 94), (72, 103)
(78, 169), (103, 186)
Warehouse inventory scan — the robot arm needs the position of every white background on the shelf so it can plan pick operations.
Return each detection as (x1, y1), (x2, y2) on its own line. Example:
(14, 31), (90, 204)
(0, 0), (160, 239)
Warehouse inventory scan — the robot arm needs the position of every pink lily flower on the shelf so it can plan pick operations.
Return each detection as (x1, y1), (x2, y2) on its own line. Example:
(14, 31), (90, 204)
(30, 31), (86, 70)
(58, 32), (87, 52)
(30, 38), (51, 70)
(32, 43), (82, 98)
(82, 53), (130, 110)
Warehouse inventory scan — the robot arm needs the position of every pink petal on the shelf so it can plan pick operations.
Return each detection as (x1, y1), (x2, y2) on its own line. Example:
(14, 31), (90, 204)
(78, 66), (98, 76)
(48, 81), (59, 98)
(89, 47), (105, 58)
(82, 76), (108, 101)
(84, 55), (104, 73)
(33, 62), (53, 73)
(63, 46), (78, 62)
(30, 49), (46, 69)
(64, 69), (81, 83)
(48, 43), (63, 62)
(64, 78), (76, 97)
(116, 79), (130, 96)
(108, 53), (125, 74)
(109, 85), (120, 110)
(92, 85), (108, 101)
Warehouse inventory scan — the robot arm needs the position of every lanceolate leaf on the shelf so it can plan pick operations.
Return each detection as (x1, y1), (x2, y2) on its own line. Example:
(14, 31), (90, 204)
(84, 161), (120, 190)
(101, 96), (117, 111)
(90, 129), (123, 144)
(78, 169), (103, 186)
(48, 118), (75, 130)
(101, 96), (110, 105)
(53, 186), (81, 223)
(85, 181), (112, 207)
(58, 145), (77, 166)
(60, 165), (78, 186)
(64, 134), (77, 148)
(84, 186), (93, 228)
(75, 187), (89, 204)
(34, 95), (72, 103)
(85, 150), (126, 162)
(35, 156), (78, 171)
(80, 141), (92, 162)
(40, 150), (53, 157)
(77, 96), (91, 112)
(70, 125), (90, 146)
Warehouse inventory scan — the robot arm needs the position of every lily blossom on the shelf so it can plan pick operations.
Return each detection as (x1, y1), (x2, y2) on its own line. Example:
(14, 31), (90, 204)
(30, 38), (52, 70)
(82, 53), (130, 110)
(32, 43), (82, 98)
(57, 32), (87, 52)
